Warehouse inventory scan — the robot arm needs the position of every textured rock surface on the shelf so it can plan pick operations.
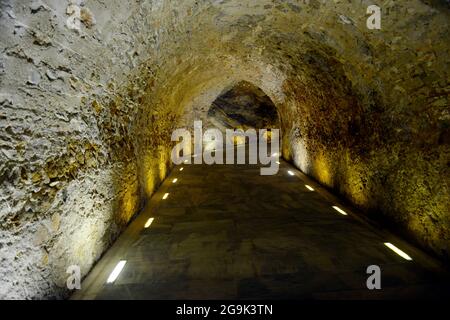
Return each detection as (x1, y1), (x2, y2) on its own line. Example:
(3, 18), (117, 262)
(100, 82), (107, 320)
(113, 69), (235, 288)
(0, 0), (449, 299)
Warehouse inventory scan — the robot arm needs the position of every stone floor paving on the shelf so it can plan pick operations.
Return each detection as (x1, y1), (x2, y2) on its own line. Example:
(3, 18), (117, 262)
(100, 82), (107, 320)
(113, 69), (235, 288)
(72, 150), (450, 300)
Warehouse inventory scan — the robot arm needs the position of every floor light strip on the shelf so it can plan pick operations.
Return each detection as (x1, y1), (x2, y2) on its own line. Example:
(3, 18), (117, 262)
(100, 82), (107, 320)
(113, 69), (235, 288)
(162, 193), (169, 200)
(172, 178), (178, 183)
(305, 185), (314, 191)
(384, 242), (412, 261)
(332, 206), (348, 215)
(179, 167), (184, 171)
(288, 170), (295, 176)
(107, 260), (127, 283)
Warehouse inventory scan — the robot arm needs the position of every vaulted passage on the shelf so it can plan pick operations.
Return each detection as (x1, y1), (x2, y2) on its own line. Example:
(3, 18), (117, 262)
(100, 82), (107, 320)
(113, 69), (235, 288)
(0, 0), (449, 299)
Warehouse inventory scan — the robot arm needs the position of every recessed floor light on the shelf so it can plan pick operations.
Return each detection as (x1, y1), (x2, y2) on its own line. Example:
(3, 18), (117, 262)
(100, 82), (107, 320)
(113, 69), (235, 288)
(179, 167), (184, 171)
(162, 193), (169, 200)
(288, 170), (295, 176)
(184, 160), (189, 164)
(332, 206), (348, 215)
(272, 153), (278, 157)
(144, 217), (154, 228)
(305, 185), (314, 191)
(172, 178), (178, 183)
(276, 161), (280, 165)
(107, 260), (126, 283)
(384, 242), (412, 261)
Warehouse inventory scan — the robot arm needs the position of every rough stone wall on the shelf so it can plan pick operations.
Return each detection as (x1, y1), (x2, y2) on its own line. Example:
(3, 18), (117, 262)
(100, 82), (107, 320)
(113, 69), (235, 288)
(0, 0), (449, 299)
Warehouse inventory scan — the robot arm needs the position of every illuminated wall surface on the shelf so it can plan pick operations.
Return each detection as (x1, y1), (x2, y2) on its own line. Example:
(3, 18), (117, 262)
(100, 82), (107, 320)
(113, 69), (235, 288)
(0, 0), (449, 299)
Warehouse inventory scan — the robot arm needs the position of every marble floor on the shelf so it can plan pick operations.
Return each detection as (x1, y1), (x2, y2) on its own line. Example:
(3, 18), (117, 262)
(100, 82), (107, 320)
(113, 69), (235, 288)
(72, 151), (450, 300)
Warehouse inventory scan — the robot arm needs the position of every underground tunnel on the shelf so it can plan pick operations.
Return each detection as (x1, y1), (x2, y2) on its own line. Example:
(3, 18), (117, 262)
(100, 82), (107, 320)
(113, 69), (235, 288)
(207, 81), (280, 132)
(0, 0), (449, 301)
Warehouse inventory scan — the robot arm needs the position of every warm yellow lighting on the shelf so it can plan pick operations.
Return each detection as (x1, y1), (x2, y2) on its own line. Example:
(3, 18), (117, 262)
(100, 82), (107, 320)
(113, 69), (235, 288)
(172, 178), (178, 183)
(106, 260), (126, 283)
(144, 217), (154, 228)
(384, 242), (412, 261)
(179, 167), (184, 171)
(305, 185), (314, 191)
(162, 193), (169, 200)
(332, 206), (348, 215)
(288, 170), (295, 176)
